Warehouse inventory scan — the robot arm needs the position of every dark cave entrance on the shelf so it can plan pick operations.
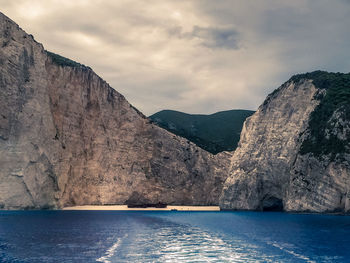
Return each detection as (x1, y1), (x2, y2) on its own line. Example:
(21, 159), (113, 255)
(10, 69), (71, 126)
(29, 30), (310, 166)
(261, 196), (284, 211)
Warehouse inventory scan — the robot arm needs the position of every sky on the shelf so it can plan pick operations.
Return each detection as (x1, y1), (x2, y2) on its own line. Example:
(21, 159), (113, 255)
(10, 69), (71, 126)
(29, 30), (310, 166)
(1, 0), (350, 115)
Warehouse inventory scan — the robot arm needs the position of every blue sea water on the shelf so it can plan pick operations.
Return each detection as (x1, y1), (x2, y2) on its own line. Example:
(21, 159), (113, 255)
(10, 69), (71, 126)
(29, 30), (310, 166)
(0, 211), (349, 262)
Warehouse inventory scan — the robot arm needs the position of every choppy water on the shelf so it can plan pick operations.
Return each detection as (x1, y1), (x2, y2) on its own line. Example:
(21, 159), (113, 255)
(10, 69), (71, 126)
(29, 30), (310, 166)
(0, 211), (349, 262)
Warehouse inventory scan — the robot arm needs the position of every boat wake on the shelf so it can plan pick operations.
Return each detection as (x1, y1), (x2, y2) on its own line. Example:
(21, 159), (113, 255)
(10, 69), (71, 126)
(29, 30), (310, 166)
(109, 221), (263, 262)
(267, 241), (316, 263)
(96, 234), (127, 263)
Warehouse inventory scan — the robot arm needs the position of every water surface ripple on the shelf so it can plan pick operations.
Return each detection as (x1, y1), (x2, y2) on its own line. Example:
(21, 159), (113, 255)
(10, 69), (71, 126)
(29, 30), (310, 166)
(0, 211), (349, 262)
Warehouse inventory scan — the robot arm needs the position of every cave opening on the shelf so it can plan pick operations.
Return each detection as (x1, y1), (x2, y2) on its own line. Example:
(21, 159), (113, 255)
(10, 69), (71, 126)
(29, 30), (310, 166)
(261, 196), (284, 211)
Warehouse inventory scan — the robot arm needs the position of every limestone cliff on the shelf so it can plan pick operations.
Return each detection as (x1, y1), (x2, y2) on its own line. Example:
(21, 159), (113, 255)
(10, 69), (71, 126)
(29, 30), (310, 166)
(2, 12), (349, 213)
(0, 12), (229, 209)
(220, 72), (350, 213)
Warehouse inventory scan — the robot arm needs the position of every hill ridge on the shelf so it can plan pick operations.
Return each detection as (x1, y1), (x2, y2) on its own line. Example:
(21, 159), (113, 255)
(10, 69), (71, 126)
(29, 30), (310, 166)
(150, 109), (254, 154)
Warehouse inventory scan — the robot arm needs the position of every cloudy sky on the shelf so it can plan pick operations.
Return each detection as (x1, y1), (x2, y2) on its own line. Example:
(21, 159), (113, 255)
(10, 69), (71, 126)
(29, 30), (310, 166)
(1, 0), (350, 115)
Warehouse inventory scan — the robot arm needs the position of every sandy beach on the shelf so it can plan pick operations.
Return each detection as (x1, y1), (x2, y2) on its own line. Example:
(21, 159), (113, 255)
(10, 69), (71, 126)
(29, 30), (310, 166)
(62, 205), (220, 211)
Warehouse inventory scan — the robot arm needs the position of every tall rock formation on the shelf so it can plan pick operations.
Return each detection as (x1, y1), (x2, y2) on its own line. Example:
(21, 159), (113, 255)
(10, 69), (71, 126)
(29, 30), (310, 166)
(0, 12), (229, 209)
(2, 12), (348, 213)
(220, 72), (350, 213)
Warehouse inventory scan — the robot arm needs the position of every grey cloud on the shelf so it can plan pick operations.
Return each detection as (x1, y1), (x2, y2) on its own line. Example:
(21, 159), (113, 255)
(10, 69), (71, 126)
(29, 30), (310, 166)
(191, 26), (239, 49)
(195, 0), (350, 78)
(168, 25), (240, 49)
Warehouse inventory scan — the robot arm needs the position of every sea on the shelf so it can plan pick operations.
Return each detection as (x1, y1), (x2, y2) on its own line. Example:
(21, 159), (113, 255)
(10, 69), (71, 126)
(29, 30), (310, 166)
(0, 211), (349, 262)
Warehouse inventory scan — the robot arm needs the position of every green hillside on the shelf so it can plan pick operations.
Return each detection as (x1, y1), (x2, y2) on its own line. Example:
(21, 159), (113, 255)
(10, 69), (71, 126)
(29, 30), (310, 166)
(149, 109), (254, 154)
(293, 71), (350, 159)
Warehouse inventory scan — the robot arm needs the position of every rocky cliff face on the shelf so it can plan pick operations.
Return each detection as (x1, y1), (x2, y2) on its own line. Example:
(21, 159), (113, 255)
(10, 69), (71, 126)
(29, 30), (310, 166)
(0, 12), (229, 209)
(2, 12), (348, 213)
(220, 72), (350, 213)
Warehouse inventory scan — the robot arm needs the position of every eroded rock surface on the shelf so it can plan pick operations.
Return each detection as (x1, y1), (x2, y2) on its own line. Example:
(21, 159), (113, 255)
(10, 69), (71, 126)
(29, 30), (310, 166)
(0, 12), (229, 209)
(220, 73), (350, 213)
(286, 110), (350, 213)
(220, 80), (321, 210)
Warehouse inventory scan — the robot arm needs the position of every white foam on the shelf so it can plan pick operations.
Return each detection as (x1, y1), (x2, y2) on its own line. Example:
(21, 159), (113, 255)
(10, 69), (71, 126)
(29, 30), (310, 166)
(96, 234), (127, 263)
(269, 241), (316, 263)
(155, 226), (251, 262)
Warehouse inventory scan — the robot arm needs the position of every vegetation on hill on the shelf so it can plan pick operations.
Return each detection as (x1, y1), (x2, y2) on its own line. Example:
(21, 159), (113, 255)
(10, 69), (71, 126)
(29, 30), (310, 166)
(292, 71), (350, 159)
(149, 109), (254, 154)
(46, 51), (88, 68)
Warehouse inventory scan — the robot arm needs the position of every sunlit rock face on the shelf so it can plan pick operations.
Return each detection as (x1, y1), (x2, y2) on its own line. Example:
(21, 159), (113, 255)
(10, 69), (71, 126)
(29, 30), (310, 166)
(0, 12), (230, 209)
(220, 73), (350, 213)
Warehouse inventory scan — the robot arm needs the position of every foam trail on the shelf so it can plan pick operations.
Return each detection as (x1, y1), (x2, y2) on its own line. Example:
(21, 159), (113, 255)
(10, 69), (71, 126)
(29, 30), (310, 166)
(268, 241), (316, 263)
(96, 234), (127, 263)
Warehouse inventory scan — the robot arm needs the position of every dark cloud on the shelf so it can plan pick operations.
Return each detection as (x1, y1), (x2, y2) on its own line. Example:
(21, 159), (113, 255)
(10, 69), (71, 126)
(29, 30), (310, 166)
(168, 25), (240, 49)
(191, 26), (239, 49)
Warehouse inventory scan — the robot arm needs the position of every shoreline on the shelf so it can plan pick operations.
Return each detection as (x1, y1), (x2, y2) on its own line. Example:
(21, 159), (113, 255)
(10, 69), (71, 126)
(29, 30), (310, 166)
(62, 205), (220, 211)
